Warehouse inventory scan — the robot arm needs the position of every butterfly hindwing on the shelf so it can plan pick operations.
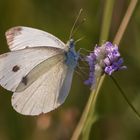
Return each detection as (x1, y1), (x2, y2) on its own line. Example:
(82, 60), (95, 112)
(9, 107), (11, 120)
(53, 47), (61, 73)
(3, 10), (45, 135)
(11, 58), (74, 115)
(5, 26), (66, 51)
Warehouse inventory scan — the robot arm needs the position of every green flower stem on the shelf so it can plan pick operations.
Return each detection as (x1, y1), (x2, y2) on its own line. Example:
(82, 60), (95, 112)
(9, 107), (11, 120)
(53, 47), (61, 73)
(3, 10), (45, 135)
(71, 76), (104, 140)
(71, 0), (138, 140)
(111, 76), (140, 120)
(82, 75), (105, 140)
(99, 0), (115, 43)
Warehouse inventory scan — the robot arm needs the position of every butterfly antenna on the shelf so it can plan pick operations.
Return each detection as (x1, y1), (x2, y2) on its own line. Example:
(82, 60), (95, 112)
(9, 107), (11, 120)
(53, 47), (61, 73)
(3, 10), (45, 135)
(78, 48), (92, 53)
(75, 36), (85, 44)
(75, 70), (85, 80)
(72, 18), (86, 38)
(77, 66), (88, 76)
(69, 8), (83, 39)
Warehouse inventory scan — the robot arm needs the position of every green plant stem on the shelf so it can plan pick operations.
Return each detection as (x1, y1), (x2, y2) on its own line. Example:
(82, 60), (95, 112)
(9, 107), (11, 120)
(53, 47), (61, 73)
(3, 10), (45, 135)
(99, 0), (115, 43)
(82, 75), (105, 140)
(70, 79), (99, 140)
(111, 76), (140, 120)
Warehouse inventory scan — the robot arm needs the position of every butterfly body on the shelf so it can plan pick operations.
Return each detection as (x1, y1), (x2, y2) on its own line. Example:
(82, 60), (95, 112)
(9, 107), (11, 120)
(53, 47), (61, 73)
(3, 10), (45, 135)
(0, 26), (79, 115)
(65, 39), (79, 69)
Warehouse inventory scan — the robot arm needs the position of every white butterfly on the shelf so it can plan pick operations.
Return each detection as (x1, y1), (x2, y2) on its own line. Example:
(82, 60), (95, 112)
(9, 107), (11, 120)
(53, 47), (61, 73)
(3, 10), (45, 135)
(0, 26), (79, 115)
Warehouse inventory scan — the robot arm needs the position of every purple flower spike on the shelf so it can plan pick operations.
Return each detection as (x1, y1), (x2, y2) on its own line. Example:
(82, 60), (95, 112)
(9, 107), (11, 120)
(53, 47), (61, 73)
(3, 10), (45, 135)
(84, 41), (127, 87)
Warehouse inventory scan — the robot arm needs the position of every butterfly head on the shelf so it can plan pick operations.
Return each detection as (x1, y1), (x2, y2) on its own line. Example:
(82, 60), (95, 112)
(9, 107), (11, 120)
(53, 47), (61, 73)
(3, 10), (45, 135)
(67, 38), (75, 49)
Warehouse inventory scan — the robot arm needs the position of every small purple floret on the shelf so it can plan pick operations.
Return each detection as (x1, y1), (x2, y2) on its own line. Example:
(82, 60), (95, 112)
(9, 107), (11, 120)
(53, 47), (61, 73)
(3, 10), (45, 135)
(84, 41), (126, 86)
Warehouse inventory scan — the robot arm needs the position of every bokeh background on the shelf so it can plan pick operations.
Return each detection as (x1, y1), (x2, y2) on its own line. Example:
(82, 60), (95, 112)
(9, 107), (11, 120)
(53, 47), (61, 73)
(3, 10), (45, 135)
(0, 0), (140, 140)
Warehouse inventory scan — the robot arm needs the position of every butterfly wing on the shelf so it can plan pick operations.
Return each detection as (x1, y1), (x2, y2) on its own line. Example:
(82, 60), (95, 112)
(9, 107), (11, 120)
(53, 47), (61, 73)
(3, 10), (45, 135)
(11, 57), (74, 115)
(5, 26), (66, 51)
(0, 47), (64, 92)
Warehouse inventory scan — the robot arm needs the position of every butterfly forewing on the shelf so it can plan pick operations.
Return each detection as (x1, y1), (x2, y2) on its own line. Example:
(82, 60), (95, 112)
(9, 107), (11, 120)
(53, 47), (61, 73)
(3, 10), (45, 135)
(6, 26), (66, 51)
(0, 47), (64, 92)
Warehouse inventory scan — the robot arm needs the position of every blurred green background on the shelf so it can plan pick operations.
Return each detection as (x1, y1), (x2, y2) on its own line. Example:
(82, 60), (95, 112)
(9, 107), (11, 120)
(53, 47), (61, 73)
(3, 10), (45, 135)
(0, 0), (140, 140)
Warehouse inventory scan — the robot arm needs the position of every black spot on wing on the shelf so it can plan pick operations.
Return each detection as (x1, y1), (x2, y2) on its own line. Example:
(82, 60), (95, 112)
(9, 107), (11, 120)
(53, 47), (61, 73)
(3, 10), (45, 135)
(12, 65), (20, 72)
(22, 76), (28, 85)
